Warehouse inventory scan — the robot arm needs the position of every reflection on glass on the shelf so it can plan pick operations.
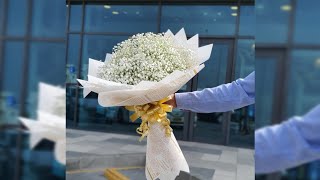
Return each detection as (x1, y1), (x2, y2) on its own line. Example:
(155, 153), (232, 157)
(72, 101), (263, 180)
(193, 41), (230, 144)
(161, 6), (236, 36)
(77, 88), (138, 135)
(32, 0), (66, 37)
(0, 130), (17, 180)
(256, 0), (290, 43)
(229, 105), (254, 148)
(66, 85), (77, 126)
(239, 6), (255, 36)
(231, 39), (255, 148)
(255, 57), (277, 129)
(294, 0), (320, 45)
(0, 41), (24, 125)
(197, 42), (229, 89)
(85, 5), (158, 33)
(66, 35), (80, 83)
(286, 50), (320, 117)
(235, 39), (255, 79)
(69, 5), (82, 32)
(21, 135), (65, 179)
(81, 35), (128, 79)
(5, 0), (27, 36)
(26, 42), (65, 119)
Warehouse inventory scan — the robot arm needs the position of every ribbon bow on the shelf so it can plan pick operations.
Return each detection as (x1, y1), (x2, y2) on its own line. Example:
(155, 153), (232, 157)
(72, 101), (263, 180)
(125, 96), (173, 141)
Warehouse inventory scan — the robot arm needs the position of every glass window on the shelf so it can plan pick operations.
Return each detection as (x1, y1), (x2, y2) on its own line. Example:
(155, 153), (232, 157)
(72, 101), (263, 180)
(81, 35), (129, 79)
(235, 39), (255, 79)
(69, 5), (82, 32)
(0, 0), (4, 33)
(25, 42), (66, 119)
(256, 0), (290, 43)
(66, 85), (77, 126)
(0, 41), (24, 124)
(76, 88), (137, 135)
(84, 5), (158, 33)
(193, 40), (231, 144)
(31, 0), (66, 38)
(286, 50), (320, 117)
(239, 6), (255, 36)
(230, 39), (255, 148)
(66, 34), (80, 83)
(161, 6), (236, 36)
(293, 0), (320, 45)
(255, 57), (277, 129)
(5, 0), (28, 36)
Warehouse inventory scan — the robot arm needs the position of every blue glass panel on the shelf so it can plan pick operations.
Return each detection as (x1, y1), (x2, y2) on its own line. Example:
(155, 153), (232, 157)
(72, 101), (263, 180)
(31, 0), (66, 38)
(69, 5), (82, 32)
(235, 39), (255, 79)
(286, 50), (320, 117)
(293, 0), (320, 45)
(0, 41), (24, 124)
(239, 6), (255, 36)
(66, 34), (80, 83)
(193, 40), (230, 145)
(230, 39), (255, 148)
(5, 0), (27, 36)
(81, 35), (128, 79)
(256, 0), (290, 43)
(161, 6), (236, 36)
(255, 58), (277, 129)
(26, 42), (66, 119)
(85, 5), (158, 33)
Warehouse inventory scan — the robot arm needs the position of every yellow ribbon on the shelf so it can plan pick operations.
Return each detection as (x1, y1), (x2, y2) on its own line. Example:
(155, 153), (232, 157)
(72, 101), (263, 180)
(125, 96), (173, 141)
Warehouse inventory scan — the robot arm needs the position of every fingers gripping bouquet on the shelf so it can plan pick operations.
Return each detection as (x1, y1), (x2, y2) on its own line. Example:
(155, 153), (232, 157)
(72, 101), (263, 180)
(77, 28), (213, 180)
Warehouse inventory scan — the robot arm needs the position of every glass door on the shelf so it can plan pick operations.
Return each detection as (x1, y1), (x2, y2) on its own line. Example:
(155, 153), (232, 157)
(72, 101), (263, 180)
(189, 39), (234, 145)
(255, 49), (286, 128)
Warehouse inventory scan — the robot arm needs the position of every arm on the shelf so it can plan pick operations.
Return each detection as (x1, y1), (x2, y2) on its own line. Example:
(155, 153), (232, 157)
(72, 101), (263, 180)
(255, 104), (320, 174)
(175, 72), (255, 113)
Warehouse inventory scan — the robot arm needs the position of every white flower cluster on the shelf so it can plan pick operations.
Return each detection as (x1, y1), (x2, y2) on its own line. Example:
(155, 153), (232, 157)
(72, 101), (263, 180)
(98, 32), (197, 85)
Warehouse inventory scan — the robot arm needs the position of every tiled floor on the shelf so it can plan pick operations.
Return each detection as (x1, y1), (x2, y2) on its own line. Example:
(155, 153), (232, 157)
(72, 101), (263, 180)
(66, 129), (254, 180)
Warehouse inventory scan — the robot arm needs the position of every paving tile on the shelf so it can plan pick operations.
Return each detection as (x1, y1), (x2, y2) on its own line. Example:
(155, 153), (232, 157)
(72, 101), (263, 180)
(212, 174), (235, 180)
(68, 144), (99, 153)
(105, 137), (147, 146)
(237, 155), (254, 166)
(190, 166), (215, 180)
(180, 145), (222, 155)
(218, 151), (237, 164)
(201, 153), (220, 161)
(67, 132), (85, 138)
(214, 169), (236, 178)
(236, 164), (254, 180)
(188, 158), (237, 172)
(120, 144), (147, 153)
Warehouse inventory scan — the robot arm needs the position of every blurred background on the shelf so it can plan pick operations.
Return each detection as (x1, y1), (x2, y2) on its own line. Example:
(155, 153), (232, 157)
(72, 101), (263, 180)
(256, 0), (320, 179)
(0, 0), (66, 179)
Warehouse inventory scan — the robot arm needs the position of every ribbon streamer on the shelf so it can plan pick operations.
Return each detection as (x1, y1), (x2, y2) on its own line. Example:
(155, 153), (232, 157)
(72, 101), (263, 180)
(125, 96), (173, 141)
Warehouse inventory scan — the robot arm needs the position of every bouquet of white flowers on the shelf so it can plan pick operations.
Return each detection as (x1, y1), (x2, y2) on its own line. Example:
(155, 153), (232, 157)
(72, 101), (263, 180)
(78, 28), (213, 180)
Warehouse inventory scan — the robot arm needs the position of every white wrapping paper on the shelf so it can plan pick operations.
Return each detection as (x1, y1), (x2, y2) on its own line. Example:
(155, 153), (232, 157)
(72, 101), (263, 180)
(77, 28), (213, 179)
(19, 83), (66, 165)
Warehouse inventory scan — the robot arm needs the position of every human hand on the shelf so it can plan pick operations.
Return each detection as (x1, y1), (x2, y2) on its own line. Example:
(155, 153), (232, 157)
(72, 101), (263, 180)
(165, 94), (177, 108)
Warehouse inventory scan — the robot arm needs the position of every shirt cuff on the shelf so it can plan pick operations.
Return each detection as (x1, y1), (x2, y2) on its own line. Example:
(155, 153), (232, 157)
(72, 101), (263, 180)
(175, 92), (192, 110)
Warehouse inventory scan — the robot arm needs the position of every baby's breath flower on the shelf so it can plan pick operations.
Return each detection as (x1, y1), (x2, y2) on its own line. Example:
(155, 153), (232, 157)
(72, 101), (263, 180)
(98, 32), (196, 85)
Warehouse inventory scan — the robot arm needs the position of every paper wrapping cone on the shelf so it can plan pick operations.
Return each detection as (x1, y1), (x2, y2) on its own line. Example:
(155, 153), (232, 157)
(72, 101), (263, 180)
(145, 123), (189, 180)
